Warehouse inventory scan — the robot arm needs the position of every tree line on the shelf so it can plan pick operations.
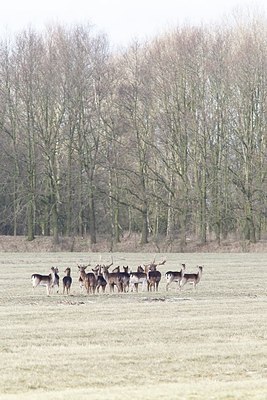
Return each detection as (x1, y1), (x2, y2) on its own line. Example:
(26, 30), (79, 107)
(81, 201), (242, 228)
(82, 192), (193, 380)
(0, 16), (266, 246)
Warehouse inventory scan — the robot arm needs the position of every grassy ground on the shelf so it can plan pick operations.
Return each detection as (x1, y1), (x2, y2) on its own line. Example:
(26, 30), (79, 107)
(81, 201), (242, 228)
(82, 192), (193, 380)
(0, 252), (266, 399)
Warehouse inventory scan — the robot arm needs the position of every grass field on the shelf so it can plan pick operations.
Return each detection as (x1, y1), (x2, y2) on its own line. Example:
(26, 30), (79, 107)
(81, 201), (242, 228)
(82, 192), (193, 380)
(0, 252), (266, 400)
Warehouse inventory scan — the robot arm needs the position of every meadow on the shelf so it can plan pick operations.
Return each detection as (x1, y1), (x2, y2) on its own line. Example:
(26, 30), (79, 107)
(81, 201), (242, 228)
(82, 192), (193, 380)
(0, 252), (266, 400)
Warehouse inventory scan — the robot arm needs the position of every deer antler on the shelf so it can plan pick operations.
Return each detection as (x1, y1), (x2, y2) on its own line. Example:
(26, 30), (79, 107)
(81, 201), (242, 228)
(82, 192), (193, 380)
(77, 264), (89, 270)
(158, 259), (166, 266)
(106, 255), (113, 268)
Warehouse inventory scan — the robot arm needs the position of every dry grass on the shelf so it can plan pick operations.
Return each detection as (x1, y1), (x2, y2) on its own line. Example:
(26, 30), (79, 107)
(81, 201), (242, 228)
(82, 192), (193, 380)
(0, 252), (266, 399)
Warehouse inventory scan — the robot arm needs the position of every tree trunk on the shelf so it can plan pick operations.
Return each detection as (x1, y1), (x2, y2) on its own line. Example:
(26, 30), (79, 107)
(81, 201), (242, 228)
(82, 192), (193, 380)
(27, 198), (35, 241)
(140, 203), (148, 244)
(88, 185), (96, 244)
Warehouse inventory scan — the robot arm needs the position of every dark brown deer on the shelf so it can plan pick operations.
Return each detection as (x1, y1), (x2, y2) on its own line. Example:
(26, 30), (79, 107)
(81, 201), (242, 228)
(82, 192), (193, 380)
(92, 265), (107, 293)
(63, 267), (72, 295)
(53, 267), (60, 293)
(144, 259), (165, 291)
(119, 266), (130, 292)
(146, 269), (161, 291)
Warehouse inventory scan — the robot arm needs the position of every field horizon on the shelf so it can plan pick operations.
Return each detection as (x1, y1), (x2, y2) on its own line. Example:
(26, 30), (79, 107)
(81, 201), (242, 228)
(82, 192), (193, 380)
(0, 252), (266, 399)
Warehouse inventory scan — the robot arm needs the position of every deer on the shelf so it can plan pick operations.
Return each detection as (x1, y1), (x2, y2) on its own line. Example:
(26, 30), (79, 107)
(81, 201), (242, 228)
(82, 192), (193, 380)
(92, 265), (107, 293)
(119, 266), (130, 292)
(31, 267), (58, 296)
(77, 265), (97, 294)
(111, 265), (130, 291)
(146, 269), (161, 292)
(52, 267), (60, 293)
(180, 266), (203, 289)
(62, 267), (72, 295)
(129, 265), (147, 292)
(165, 263), (186, 291)
(101, 261), (123, 293)
(144, 259), (165, 292)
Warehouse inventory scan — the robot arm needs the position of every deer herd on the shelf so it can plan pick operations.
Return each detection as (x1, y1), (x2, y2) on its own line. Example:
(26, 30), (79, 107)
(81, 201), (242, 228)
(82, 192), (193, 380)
(31, 258), (203, 296)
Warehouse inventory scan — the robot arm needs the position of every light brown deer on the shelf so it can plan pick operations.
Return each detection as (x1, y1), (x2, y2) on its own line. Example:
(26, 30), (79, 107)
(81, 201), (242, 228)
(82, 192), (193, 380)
(129, 265), (147, 292)
(77, 265), (97, 294)
(63, 267), (72, 295)
(101, 262), (123, 293)
(31, 267), (58, 296)
(165, 264), (186, 291)
(180, 266), (203, 289)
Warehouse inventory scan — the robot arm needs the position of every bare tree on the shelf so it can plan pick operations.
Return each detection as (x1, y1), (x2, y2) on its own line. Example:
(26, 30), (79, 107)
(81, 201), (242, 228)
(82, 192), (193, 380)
(228, 19), (267, 242)
(117, 42), (157, 244)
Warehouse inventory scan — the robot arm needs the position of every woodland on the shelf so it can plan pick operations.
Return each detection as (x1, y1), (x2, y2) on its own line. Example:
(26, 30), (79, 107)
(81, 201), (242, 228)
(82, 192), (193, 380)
(0, 14), (266, 247)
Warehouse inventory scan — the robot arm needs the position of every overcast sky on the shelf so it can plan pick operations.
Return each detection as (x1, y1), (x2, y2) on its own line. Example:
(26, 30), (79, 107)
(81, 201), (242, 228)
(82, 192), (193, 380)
(0, 0), (266, 47)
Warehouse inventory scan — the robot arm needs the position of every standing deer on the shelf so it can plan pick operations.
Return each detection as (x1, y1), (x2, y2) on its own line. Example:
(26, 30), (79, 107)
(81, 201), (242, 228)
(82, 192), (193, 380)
(165, 263), (186, 291)
(119, 266), (130, 292)
(144, 259), (165, 292)
(146, 269), (161, 291)
(110, 265), (129, 292)
(92, 265), (107, 293)
(31, 267), (58, 296)
(101, 262), (123, 293)
(180, 266), (203, 289)
(129, 265), (147, 292)
(53, 267), (60, 293)
(63, 267), (72, 295)
(77, 265), (97, 294)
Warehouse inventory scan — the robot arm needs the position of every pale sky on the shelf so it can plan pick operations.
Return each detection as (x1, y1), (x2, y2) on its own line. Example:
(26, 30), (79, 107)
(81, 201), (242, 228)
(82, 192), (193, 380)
(0, 0), (266, 48)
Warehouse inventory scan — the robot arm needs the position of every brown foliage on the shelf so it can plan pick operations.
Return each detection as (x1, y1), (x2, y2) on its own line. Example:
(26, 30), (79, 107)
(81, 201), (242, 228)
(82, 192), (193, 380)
(0, 235), (266, 253)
